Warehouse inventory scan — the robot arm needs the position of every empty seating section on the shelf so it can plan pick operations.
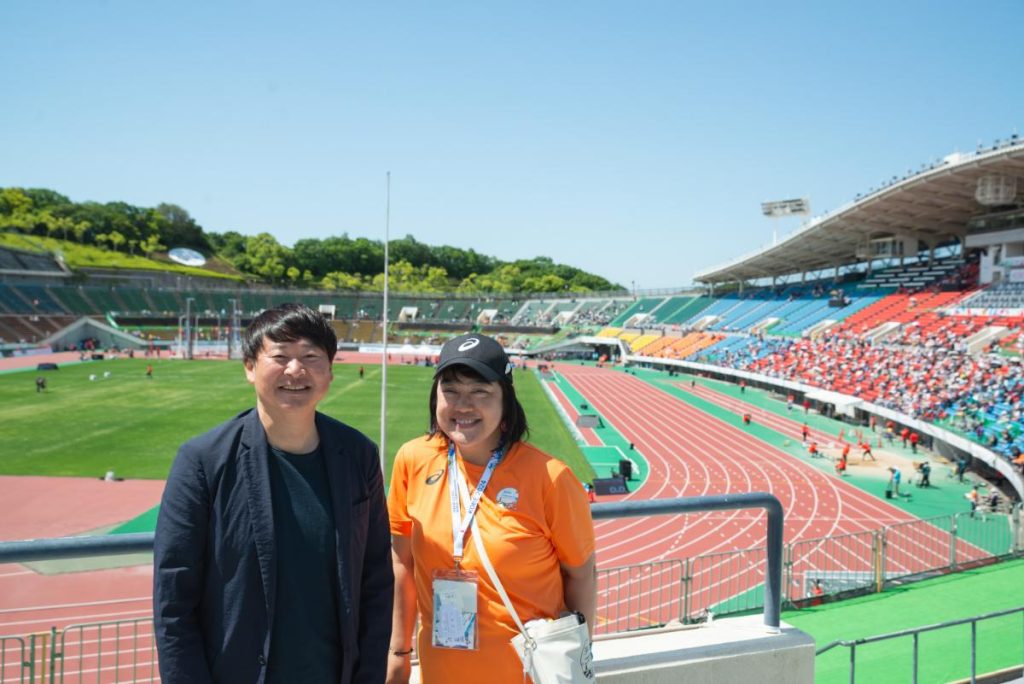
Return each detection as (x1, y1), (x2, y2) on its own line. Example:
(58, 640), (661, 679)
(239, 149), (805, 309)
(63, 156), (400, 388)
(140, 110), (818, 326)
(596, 327), (621, 338)
(18, 252), (62, 272)
(627, 333), (660, 352)
(773, 291), (890, 336)
(387, 297), (419, 319)
(0, 247), (63, 274)
(148, 290), (182, 313)
(13, 284), (65, 313)
(201, 291), (233, 313)
(691, 296), (742, 324)
(617, 332), (640, 347)
(0, 314), (78, 342)
(652, 296), (694, 323)
(116, 287), (151, 312)
(707, 292), (780, 331)
(0, 250), (23, 270)
(0, 284), (28, 313)
(633, 335), (675, 356)
(427, 300), (457, 322)
(351, 320), (378, 342)
(712, 297), (781, 331)
(659, 296), (712, 325)
(647, 332), (724, 359)
(83, 287), (122, 314)
(610, 297), (664, 326)
(859, 258), (964, 289)
(961, 281), (1024, 309)
(51, 286), (95, 315)
(332, 295), (358, 318)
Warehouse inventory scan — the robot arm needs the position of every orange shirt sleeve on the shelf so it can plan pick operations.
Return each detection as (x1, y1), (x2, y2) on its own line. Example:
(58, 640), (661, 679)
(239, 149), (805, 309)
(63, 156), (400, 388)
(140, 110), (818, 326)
(387, 444), (413, 537)
(544, 463), (595, 568)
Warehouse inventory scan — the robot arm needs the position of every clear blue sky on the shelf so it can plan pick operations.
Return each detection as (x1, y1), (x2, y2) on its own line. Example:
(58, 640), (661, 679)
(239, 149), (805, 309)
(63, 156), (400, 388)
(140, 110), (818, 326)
(2, 1), (1022, 290)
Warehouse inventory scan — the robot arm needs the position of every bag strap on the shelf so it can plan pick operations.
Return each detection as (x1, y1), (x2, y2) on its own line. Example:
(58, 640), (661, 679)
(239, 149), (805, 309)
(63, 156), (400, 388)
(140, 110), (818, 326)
(456, 466), (531, 639)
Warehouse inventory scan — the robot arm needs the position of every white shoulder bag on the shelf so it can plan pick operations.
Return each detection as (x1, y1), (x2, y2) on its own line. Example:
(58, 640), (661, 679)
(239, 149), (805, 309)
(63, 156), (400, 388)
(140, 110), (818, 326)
(458, 468), (596, 683)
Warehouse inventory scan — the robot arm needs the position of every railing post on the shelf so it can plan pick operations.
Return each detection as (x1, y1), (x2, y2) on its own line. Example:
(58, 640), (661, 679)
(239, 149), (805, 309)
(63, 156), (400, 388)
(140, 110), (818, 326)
(950, 514), (959, 571)
(873, 530), (885, 593)
(25, 632), (36, 684)
(783, 542), (794, 609)
(48, 625), (58, 684)
(912, 632), (919, 684)
(1012, 503), (1022, 555)
(681, 558), (692, 624)
(970, 619), (977, 684)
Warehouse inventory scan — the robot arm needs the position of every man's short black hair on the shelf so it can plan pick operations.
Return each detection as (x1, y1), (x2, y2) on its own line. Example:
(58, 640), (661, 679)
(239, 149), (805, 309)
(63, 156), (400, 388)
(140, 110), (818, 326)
(428, 365), (529, 447)
(242, 303), (337, 363)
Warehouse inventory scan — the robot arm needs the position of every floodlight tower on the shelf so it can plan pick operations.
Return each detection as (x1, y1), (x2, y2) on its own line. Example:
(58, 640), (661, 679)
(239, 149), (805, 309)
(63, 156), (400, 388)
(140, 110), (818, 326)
(761, 198), (811, 245)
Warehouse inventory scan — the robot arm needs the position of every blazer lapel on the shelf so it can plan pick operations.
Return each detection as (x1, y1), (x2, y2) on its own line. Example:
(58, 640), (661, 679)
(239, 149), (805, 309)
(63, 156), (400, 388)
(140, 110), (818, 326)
(240, 409), (277, 622)
(317, 414), (355, 630)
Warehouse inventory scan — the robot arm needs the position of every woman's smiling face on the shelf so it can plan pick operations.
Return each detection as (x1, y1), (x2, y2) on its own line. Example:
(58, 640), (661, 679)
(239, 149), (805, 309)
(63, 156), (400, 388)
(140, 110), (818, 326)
(435, 370), (504, 462)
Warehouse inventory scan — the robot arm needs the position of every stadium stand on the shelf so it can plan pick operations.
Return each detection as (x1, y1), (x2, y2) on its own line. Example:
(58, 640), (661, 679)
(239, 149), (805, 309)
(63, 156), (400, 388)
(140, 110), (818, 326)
(0, 245), (66, 275)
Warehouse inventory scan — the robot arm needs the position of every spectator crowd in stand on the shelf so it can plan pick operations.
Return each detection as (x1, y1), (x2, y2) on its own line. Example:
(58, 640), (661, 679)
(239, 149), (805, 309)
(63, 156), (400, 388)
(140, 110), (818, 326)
(697, 330), (1024, 469)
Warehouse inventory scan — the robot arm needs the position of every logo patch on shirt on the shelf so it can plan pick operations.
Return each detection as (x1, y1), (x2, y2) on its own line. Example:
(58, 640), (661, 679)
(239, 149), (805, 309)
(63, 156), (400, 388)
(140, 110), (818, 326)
(496, 487), (519, 510)
(425, 468), (444, 485)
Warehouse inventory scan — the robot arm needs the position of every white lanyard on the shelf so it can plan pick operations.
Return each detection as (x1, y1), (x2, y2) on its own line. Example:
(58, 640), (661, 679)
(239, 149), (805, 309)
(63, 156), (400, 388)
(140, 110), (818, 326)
(447, 441), (504, 565)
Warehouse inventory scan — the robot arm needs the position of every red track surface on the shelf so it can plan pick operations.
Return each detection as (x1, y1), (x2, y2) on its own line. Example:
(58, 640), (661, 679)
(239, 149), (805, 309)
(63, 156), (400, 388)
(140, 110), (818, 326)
(0, 363), (983, 678)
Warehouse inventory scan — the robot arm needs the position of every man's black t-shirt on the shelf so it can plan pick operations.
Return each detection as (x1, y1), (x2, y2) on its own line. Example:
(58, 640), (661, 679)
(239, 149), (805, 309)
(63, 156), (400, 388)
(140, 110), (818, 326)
(266, 444), (341, 683)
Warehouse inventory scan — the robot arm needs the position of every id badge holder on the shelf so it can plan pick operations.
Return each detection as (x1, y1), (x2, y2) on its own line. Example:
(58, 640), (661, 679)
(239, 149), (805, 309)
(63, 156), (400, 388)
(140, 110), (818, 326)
(431, 567), (479, 650)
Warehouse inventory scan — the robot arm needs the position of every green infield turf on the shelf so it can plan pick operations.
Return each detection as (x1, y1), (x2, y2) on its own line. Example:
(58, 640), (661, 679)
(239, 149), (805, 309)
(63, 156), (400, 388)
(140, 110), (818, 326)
(1, 358), (592, 483)
(785, 558), (1024, 683)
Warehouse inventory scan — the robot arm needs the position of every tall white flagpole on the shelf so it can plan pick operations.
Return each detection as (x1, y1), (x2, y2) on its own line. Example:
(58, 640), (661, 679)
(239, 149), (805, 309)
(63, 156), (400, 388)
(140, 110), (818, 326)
(379, 172), (390, 474)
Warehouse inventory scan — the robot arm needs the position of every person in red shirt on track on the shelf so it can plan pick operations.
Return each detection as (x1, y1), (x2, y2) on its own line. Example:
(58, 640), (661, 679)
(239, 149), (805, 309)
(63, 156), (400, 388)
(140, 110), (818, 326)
(835, 452), (847, 476)
(860, 441), (875, 462)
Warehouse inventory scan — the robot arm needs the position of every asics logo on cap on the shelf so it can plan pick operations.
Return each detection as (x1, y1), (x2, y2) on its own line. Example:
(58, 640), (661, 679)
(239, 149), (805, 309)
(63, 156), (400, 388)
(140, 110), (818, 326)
(457, 338), (481, 352)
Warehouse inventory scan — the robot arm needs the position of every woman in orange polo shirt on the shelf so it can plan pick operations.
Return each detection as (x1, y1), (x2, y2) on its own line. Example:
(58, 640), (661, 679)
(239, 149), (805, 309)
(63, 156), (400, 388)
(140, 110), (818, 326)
(386, 333), (596, 683)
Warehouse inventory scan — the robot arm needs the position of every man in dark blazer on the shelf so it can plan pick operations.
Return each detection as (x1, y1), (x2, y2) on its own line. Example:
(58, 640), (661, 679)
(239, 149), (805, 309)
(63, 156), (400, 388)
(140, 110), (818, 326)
(154, 304), (393, 683)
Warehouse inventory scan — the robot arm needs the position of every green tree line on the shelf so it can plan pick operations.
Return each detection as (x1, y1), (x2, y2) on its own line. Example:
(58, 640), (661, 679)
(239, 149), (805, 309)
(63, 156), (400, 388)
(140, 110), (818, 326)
(0, 187), (622, 294)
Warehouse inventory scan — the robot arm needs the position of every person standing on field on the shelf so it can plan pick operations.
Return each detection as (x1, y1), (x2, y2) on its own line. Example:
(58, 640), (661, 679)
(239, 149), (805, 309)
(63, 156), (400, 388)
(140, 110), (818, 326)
(386, 333), (596, 684)
(154, 303), (393, 683)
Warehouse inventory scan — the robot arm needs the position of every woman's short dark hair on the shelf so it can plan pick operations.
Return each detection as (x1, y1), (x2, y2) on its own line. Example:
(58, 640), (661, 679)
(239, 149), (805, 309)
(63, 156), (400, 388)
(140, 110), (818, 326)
(429, 365), (529, 447)
(242, 303), (337, 363)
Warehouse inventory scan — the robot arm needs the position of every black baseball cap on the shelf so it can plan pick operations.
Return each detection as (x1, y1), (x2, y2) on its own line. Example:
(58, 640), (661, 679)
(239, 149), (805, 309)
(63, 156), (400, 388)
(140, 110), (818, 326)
(435, 333), (513, 383)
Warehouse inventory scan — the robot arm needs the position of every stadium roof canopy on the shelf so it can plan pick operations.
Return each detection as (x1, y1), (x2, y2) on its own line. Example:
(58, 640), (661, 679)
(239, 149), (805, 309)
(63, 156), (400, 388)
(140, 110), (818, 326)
(694, 138), (1024, 285)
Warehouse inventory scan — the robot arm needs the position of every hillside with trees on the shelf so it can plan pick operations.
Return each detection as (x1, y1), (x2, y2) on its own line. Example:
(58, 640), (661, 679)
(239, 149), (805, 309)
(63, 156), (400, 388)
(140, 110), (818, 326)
(0, 187), (621, 294)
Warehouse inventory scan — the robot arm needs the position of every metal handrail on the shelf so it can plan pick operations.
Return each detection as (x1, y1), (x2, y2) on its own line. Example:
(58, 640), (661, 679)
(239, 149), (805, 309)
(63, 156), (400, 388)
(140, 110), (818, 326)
(0, 493), (786, 632)
(0, 532), (154, 563)
(816, 605), (1024, 654)
(816, 606), (1024, 684)
(591, 492), (784, 631)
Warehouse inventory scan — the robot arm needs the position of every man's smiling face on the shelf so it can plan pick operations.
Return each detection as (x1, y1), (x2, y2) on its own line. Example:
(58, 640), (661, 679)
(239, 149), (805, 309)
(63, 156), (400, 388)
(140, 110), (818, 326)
(245, 338), (333, 416)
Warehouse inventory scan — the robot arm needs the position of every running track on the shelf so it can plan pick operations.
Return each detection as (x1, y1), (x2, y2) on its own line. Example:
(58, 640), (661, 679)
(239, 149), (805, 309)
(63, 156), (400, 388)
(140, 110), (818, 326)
(552, 364), (991, 631)
(0, 362), (985, 679)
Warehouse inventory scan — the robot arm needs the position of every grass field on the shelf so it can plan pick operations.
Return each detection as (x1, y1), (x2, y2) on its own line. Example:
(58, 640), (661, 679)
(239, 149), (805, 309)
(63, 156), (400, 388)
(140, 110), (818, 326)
(0, 358), (594, 482)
